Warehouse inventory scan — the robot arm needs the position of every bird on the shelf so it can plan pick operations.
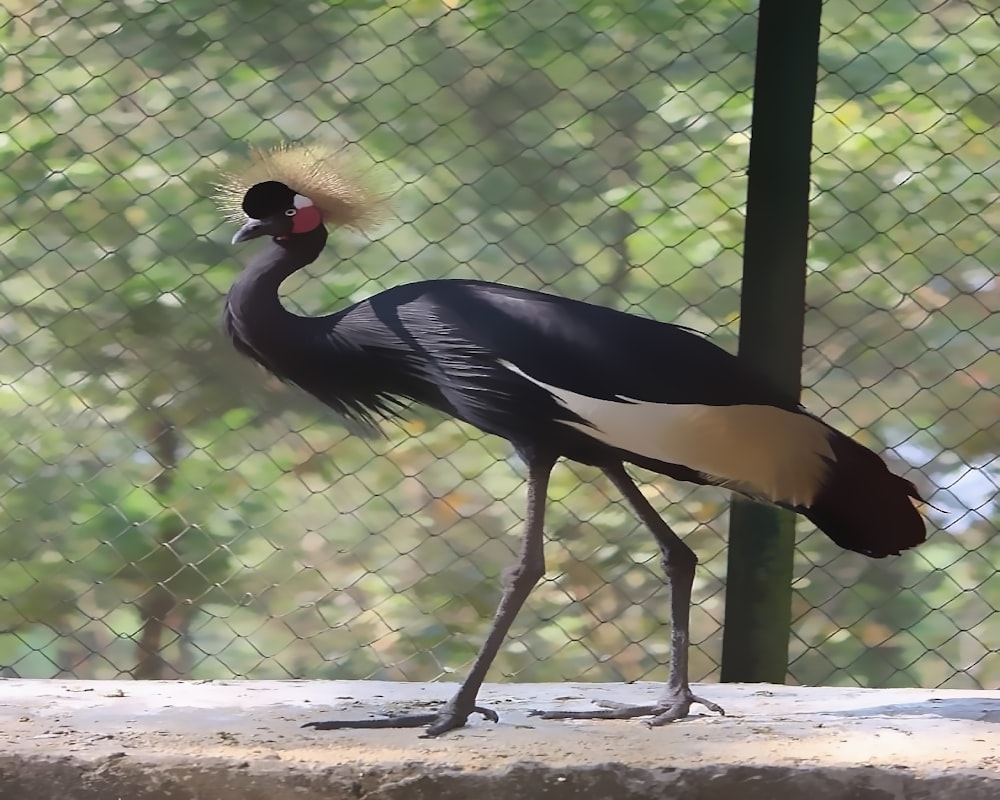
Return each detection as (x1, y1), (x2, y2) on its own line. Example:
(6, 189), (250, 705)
(216, 142), (927, 737)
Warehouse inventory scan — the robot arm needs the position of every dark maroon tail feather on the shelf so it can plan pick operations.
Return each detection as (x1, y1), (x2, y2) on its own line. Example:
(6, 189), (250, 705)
(800, 434), (927, 558)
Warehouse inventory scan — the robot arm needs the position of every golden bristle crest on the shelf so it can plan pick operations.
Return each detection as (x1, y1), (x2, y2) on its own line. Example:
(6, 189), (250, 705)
(214, 142), (389, 231)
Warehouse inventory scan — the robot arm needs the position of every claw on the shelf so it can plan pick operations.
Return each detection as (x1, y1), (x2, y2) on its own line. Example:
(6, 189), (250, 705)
(474, 705), (500, 723)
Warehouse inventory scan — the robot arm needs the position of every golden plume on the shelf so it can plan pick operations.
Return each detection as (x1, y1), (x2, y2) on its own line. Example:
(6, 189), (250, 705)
(214, 142), (390, 231)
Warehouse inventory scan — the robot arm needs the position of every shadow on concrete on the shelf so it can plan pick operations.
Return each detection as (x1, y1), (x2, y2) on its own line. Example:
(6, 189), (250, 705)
(830, 698), (1000, 723)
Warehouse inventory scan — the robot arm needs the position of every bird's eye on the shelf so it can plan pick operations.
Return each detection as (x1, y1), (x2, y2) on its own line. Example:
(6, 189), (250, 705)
(285, 208), (296, 217)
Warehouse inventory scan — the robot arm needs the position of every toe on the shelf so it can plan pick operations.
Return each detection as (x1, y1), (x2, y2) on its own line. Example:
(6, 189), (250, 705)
(646, 706), (687, 726)
(691, 695), (726, 716)
(474, 705), (500, 723)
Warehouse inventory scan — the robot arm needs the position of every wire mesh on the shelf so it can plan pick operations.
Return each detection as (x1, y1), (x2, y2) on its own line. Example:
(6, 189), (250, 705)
(0, 0), (996, 690)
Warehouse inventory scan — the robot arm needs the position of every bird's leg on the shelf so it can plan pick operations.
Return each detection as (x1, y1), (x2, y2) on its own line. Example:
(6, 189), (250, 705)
(535, 463), (724, 725)
(304, 454), (555, 737)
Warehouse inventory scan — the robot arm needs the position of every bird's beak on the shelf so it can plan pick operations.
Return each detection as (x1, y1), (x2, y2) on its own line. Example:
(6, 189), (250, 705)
(232, 218), (268, 244)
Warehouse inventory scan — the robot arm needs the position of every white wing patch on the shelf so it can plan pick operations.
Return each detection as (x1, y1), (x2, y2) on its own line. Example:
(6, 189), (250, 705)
(499, 360), (836, 507)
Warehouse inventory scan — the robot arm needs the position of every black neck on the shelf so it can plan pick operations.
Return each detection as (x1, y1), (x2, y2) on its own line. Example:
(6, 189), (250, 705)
(224, 225), (331, 368)
(226, 226), (328, 322)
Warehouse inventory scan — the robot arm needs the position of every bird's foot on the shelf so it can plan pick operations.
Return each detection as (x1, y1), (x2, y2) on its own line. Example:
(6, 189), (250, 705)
(302, 701), (499, 738)
(532, 688), (724, 726)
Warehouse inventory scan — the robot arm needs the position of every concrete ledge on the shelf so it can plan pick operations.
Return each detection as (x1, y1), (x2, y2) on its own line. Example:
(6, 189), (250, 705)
(0, 680), (998, 798)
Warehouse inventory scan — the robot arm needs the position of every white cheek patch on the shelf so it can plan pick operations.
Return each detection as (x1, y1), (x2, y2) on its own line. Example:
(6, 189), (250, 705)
(499, 360), (836, 507)
(293, 194), (315, 209)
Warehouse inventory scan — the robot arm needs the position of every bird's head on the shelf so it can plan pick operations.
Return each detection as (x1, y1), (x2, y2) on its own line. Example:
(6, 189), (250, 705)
(231, 180), (323, 244)
(215, 142), (387, 247)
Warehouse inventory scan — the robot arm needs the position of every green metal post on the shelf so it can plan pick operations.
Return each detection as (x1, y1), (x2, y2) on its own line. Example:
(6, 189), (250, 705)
(720, 0), (823, 683)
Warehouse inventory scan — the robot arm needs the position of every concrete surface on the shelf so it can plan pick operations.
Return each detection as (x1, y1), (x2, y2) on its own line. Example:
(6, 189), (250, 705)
(0, 679), (997, 799)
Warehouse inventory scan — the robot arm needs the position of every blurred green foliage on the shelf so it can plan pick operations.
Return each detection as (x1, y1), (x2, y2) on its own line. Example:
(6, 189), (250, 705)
(0, 0), (996, 688)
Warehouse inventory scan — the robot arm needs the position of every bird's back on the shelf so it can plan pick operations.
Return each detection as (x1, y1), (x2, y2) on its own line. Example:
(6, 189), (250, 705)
(362, 279), (798, 408)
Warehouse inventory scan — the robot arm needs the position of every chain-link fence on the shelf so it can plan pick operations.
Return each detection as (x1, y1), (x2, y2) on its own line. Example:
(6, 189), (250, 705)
(0, 0), (996, 690)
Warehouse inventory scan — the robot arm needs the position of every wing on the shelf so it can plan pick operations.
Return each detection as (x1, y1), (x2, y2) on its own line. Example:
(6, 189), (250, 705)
(425, 280), (799, 410)
(385, 281), (835, 509)
(433, 282), (927, 556)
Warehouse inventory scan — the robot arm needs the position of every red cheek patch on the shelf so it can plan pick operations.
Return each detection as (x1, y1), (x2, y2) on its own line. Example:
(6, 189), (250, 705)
(292, 205), (323, 233)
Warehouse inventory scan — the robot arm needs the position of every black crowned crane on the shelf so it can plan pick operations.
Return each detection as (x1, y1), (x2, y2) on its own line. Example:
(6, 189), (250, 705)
(217, 143), (926, 737)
